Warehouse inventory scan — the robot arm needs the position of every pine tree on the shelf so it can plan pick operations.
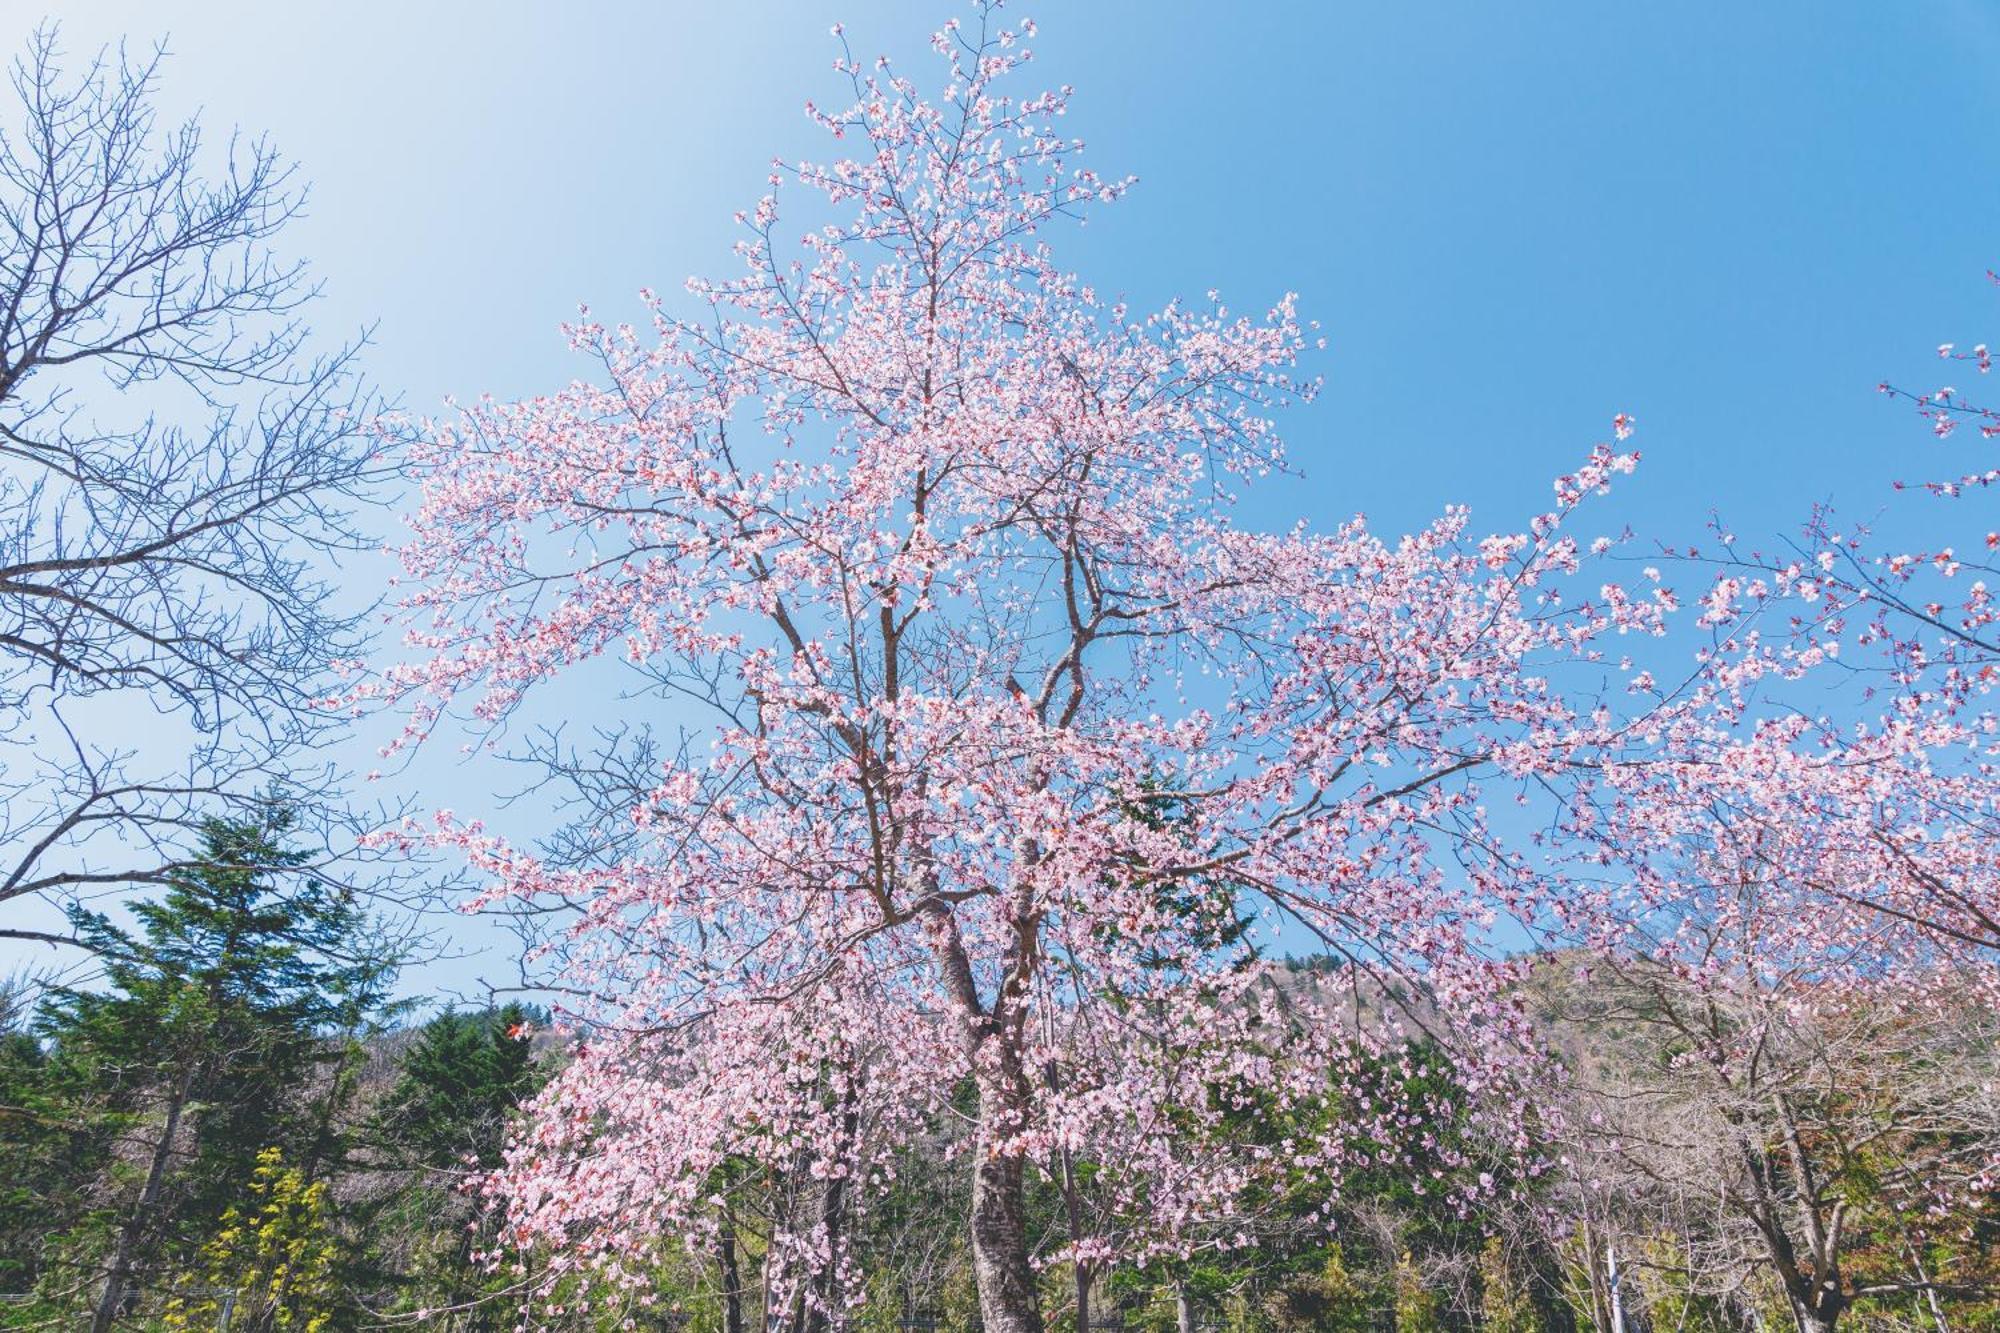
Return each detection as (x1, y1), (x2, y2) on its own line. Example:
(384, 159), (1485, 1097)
(360, 1004), (546, 1328)
(0, 988), (86, 1297)
(378, 1004), (542, 1172)
(28, 808), (402, 1331)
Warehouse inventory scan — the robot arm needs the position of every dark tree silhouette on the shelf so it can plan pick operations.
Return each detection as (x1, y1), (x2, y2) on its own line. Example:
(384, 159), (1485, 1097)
(0, 26), (418, 960)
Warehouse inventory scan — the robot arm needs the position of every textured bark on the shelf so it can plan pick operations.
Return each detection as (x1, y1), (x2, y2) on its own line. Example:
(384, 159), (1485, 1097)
(1059, 1141), (1092, 1333)
(717, 1198), (744, 1333)
(927, 906), (1044, 1333)
(970, 1109), (1043, 1333)
(1782, 1262), (1846, 1333)
(91, 1077), (189, 1333)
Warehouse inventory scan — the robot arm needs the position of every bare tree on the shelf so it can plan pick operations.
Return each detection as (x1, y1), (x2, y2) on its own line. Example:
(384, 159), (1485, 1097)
(0, 26), (420, 963)
(1539, 947), (2000, 1333)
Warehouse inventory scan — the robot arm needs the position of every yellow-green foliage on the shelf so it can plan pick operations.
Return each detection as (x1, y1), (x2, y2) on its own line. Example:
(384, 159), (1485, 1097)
(1391, 1253), (1443, 1333)
(1630, 1233), (1738, 1333)
(1262, 1244), (1372, 1333)
(1477, 1238), (1535, 1333)
(1552, 1233), (1603, 1333)
(164, 1147), (336, 1333)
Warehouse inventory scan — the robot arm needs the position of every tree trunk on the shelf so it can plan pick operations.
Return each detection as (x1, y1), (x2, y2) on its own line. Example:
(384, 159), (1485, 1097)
(1786, 1280), (1845, 1333)
(1604, 1240), (1627, 1333)
(968, 1054), (1044, 1333)
(921, 900), (1044, 1333)
(1174, 1282), (1195, 1333)
(1576, 1220), (1612, 1333)
(970, 1113), (1043, 1333)
(718, 1197), (745, 1333)
(1059, 1143), (1091, 1333)
(92, 1076), (189, 1333)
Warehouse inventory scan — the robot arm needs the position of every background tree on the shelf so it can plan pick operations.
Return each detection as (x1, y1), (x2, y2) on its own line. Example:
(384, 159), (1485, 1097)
(360, 1004), (547, 1330)
(1534, 922), (2000, 1332)
(377, 1003), (542, 1173)
(160, 1146), (339, 1333)
(0, 976), (85, 1296)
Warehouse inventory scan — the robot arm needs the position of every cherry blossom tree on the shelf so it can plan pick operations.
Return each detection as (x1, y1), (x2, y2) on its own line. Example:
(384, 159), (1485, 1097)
(1638, 270), (2000, 957)
(1530, 468), (2000, 1331)
(1681, 272), (2000, 707)
(357, 9), (1928, 1332)
(1881, 274), (2000, 450)
(1863, 273), (2000, 689)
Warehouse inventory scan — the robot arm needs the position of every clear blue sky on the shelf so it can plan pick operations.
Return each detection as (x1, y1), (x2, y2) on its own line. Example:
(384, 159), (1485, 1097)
(21, 2), (1997, 537)
(9, 1), (1998, 1001)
